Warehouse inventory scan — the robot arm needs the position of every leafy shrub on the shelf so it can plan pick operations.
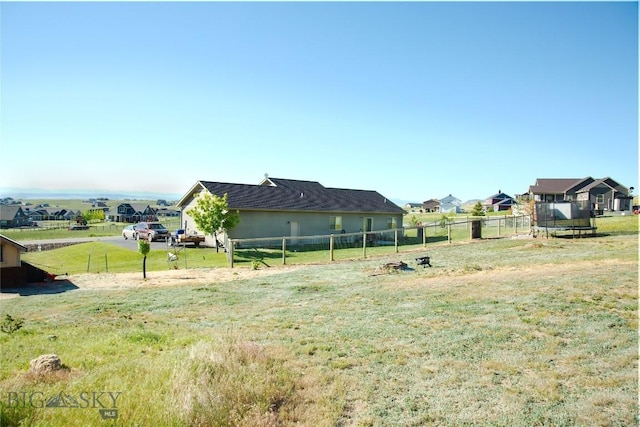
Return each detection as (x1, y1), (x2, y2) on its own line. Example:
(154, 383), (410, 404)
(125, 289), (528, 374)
(1, 314), (24, 335)
(471, 201), (485, 216)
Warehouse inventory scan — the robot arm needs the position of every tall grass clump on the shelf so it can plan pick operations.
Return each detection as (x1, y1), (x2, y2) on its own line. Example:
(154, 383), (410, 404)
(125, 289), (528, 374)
(172, 335), (297, 427)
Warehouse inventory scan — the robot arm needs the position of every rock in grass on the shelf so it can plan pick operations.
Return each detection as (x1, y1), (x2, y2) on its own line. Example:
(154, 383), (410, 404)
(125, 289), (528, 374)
(29, 354), (63, 375)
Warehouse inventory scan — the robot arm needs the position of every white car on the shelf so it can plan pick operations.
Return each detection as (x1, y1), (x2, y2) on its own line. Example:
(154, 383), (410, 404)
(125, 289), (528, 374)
(122, 225), (137, 240)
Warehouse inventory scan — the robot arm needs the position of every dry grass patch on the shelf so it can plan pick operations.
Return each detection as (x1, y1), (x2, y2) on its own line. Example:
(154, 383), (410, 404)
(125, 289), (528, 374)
(1, 234), (636, 426)
(171, 334), (344, 427)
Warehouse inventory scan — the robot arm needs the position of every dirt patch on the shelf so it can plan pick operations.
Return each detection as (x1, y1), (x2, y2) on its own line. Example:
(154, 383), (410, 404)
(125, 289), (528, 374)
(1, 265), (302, 298)
(385, 259), (638, 295)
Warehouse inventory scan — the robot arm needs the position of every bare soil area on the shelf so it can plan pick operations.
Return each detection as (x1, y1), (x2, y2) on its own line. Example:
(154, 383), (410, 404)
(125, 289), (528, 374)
(0, 265), (302, 299)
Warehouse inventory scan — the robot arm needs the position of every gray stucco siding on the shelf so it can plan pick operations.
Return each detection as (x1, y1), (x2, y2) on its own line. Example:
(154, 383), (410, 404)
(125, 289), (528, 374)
(178, 183), (404, 242)
(180, 198), (403, 241)
(227, 210), (403, 240)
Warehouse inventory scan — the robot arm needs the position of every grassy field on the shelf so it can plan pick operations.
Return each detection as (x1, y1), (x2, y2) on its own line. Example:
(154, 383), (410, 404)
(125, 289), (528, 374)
(17, 215), (638, 274)
(0, 229), (637, 425)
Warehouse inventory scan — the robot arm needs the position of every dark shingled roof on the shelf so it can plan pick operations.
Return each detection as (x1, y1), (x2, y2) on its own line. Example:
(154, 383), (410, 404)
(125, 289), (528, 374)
(529, 178), (582, 194)
(197, 178), (405, 214)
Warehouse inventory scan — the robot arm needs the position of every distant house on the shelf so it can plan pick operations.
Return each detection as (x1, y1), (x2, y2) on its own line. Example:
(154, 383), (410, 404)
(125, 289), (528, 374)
(422, 199), (440, 213)
(109, 203), (158, 223)
(0, 197), (17, 205)
(484, 191), (516, 212)
(156, 208), (180, 218)
(404, 203), (423, 212)
(0, 205), (30, 229)
(528, 177), (633, 212)
(49, 208), (79, 221)
(26, 208), (50, 221)
(176, 177), (405, 246)
(439, 195), (462, 214)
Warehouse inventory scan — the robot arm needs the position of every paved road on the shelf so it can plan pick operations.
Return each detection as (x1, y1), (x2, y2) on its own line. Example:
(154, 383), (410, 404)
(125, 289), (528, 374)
(19, 236), (176, 252)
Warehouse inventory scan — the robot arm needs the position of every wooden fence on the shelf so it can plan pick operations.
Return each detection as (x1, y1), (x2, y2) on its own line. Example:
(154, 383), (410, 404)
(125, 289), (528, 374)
(227, 215), (532, 267)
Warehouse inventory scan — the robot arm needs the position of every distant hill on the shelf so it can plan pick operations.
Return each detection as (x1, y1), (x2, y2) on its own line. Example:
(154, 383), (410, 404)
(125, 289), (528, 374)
(0, 187), (182, 201)
(462, 199), (482, 208)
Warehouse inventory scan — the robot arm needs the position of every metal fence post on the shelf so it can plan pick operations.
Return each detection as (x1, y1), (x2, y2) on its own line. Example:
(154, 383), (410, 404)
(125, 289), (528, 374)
(362, 232), (367, 258)
(282, 238), (287, 265)
(394, 229), (399, 253)
(330, 234), (334, 262)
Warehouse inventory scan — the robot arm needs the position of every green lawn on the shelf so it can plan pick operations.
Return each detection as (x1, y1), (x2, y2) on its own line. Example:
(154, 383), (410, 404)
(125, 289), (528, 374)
(1, 232), (637, 426)
(17, 215), (637, 274)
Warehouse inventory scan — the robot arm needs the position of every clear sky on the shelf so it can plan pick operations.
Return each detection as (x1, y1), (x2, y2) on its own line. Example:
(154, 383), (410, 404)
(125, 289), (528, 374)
(1, 1), (637, 203)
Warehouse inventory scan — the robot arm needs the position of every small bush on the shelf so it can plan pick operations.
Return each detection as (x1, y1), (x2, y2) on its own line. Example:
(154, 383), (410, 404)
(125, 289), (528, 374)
(0, 314), (24, 335)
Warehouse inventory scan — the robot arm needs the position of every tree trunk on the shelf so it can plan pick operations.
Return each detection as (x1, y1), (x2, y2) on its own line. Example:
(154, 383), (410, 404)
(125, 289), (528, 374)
(142, 256), (147, 279)
(214, 232), (219, 253)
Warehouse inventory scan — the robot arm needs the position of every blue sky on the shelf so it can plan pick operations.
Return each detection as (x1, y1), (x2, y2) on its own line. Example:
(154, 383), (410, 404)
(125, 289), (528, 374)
(1, 1), (637, 203)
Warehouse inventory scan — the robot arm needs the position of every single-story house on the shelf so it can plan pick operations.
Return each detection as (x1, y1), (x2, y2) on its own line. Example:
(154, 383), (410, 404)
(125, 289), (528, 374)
(176, 177), (406, 246)
(0, 234), (28, 286)
(26, 208), (50, 221)
(484, 191), (516, 212)
(24, 207), (79, 221)
(422, 199), (440, 213)
(0, 205), (30, 229)
(107, 203), (158, 223)
(528, 177), (633, 212)
(49, 209), (80, 221)
(439, 195), (462, 214)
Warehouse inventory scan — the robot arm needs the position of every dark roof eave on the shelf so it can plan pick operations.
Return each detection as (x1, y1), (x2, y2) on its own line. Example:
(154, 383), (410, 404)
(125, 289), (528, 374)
(231, 207), (405, 215)
(0, 234), (27, 251)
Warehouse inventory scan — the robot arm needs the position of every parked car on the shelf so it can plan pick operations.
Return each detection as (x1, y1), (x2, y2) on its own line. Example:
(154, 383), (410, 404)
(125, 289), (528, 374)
(122, 224), (137, 240)
(135, 222), (170, 242)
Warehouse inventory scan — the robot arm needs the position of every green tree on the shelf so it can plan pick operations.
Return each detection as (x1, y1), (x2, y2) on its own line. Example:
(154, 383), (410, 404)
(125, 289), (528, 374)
(138, 239), (150, 279)
(82, 209), (105, 223)
(186, 192), (240, 252)
(471, 201), (485, 217)
(439, 213), (453, 228)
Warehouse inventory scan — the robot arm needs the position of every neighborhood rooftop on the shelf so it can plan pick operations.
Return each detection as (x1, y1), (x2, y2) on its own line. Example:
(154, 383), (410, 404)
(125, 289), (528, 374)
(185, 177), (405, 214)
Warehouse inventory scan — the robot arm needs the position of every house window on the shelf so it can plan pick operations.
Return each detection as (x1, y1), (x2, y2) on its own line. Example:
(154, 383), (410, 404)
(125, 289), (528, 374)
(596, 194), (604, 204)
(387, 217), (397, 229)
(329, 216), (342, 231)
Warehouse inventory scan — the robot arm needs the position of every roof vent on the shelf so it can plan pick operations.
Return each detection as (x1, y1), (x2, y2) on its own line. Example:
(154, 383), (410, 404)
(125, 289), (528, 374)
(300, 192), (304, 198)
